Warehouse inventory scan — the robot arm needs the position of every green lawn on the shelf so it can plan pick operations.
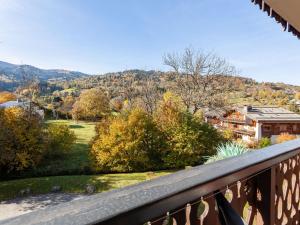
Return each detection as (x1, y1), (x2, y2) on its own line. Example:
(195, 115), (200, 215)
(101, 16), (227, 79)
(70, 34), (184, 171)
(0, 119), (173, 201)
(0, 171), (171, 201)
(30, 120), (96, 177)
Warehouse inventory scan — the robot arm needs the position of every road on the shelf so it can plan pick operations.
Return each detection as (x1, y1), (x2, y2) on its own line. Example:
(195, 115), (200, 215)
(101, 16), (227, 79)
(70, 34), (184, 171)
(0, 193), (85, 221)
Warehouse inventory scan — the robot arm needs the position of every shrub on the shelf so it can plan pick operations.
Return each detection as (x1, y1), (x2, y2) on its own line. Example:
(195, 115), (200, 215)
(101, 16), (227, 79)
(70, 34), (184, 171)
(222, 129), (234, 141)
(161, 113), (223, 168)
(91, 108), (166, 172)
(276, 133), (297, 144)
(0, 108), (45, 173)
(206, 142), (248, 163)
(258, 137), (272, 148)
(155, 92), (224, 168)
(45, 124), (76, 159)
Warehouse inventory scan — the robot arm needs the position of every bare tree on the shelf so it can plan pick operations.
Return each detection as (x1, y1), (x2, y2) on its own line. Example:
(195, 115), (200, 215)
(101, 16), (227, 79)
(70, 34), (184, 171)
(15, 66), (41, 118)
(164, 47), (236, 114)
(138, 78), (162, 115)
(17, 65), (40, 102)
(109, 72), (162, 114)
(117, 72), (141, 109)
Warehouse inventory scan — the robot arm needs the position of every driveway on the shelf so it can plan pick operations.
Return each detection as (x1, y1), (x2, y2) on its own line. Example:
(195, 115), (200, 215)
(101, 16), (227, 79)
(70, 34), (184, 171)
(0, 193), (85, 221)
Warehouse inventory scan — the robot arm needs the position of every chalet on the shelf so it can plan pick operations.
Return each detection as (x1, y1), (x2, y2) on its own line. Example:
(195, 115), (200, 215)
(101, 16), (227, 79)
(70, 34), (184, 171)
(206, 105), (300, 143)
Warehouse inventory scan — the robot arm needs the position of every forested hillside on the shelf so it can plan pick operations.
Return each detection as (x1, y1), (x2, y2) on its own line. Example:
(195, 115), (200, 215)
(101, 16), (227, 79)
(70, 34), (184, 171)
(53, 69), (300, 109)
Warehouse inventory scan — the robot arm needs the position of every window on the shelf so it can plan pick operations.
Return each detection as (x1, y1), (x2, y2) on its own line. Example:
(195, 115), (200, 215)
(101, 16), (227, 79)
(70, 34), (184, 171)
(263, 125), (271, 132)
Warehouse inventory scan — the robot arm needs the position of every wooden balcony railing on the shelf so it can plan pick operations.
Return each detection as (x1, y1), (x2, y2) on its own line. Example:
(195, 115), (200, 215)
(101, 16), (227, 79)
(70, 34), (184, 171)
(217, 126), (256, 136)
(233, 128), (256, 136)
(2, 139), (300, 225)
(221, 118), (246, 124)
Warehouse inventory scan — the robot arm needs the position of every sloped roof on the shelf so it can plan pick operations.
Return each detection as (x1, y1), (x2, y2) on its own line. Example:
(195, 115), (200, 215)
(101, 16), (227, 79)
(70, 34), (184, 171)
(204, 106), (233, 118)
(0, 101), (28, 108)
(204, 109), (226, 118)
(251, 0), (300, 39)
(239, 106), (300, 122)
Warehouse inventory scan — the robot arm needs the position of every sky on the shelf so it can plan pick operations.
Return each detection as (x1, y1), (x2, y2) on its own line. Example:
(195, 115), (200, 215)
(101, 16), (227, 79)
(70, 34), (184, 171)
(0, 0), (299, 85)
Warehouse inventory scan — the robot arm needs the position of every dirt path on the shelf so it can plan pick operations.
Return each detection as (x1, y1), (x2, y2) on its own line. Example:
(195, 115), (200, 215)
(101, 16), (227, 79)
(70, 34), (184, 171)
(0, 193), (86, 221)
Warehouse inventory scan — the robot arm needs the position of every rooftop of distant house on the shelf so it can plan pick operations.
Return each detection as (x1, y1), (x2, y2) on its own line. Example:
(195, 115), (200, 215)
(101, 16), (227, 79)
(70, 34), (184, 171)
(205, 105), (300, 122)
(239, 106), (300, 122)
(0, 100), (28, 109)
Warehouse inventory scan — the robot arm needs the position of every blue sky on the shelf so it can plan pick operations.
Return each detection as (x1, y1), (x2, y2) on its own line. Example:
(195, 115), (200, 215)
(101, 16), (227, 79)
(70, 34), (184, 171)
(0, 0), (299, 84)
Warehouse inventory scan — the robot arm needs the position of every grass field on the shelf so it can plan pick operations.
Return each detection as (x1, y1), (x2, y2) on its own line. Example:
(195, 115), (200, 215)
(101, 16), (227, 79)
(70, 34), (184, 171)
(0, 171), (171, 201)
(0, 119), (173, 201)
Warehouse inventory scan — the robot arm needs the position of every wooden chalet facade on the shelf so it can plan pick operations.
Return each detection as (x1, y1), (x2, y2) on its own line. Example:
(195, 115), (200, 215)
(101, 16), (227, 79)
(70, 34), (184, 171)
(206, 106), (300, 143)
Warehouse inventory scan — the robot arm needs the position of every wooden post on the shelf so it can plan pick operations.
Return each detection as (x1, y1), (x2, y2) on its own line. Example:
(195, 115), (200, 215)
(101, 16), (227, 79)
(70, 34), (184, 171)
(256, 166), (276, 225)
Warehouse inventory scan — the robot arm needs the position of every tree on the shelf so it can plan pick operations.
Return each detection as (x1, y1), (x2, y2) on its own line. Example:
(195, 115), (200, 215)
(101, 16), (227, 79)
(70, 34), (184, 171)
(58, 95), (76, 119)
(45, 124), (76, 158)
(0, 107), (45, 173)
(164, 48), (236, 114)
(137, 79), (162, 115)
(91, 108), (166, 172)
(0, 91), (16, 104)
(16, 66), (40, 102)
(155, 92), (224, 168)
(295, 92), (300, 100)
(72, 88), (110, 121)
(110, 98), (123, 112)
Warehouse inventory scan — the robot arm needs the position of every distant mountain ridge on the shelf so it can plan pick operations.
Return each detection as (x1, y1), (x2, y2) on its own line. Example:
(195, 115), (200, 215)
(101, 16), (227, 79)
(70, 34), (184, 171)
(0, 61), (89, 89)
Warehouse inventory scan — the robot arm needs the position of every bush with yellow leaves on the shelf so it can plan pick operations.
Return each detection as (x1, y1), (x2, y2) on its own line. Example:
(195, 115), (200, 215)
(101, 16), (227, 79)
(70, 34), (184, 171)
(276, 133), (297, 144)
(44, 124), (76, 159)
(154, 92), (223, 168)
(0, 107), (76, 174)
(91, 108), (166, 172)
(0, 107), (45, 173)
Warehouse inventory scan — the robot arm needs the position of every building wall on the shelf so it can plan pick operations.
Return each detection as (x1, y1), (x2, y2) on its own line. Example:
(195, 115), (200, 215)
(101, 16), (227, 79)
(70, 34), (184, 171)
(206, 117), (220, 125)
(261, 123), (300, 137)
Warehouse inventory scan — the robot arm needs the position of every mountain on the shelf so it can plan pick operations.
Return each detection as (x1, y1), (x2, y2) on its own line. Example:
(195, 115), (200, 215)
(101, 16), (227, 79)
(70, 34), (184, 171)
(0, 61), (89, 90)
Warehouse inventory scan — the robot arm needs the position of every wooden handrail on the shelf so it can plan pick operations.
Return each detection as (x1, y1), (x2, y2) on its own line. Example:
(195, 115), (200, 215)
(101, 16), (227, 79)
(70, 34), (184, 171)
(2, 139), (300, 225)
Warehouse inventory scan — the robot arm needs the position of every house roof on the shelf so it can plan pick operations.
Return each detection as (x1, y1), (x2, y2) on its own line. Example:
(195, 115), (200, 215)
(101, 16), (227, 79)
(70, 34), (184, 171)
(238, 106), (300, 122)
(0, 101), (28, 108)
(204, 106), (234, 118)
(252, 0), (300, 39)
(204, 109), (226, 118)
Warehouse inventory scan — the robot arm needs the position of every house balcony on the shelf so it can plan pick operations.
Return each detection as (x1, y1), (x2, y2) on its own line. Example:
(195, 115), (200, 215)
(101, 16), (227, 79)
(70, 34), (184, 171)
(218, 125), (256, 136)
(3, 139), (300, 225)
(221, 118), (246, 124)
(233, 128), (256, 136)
